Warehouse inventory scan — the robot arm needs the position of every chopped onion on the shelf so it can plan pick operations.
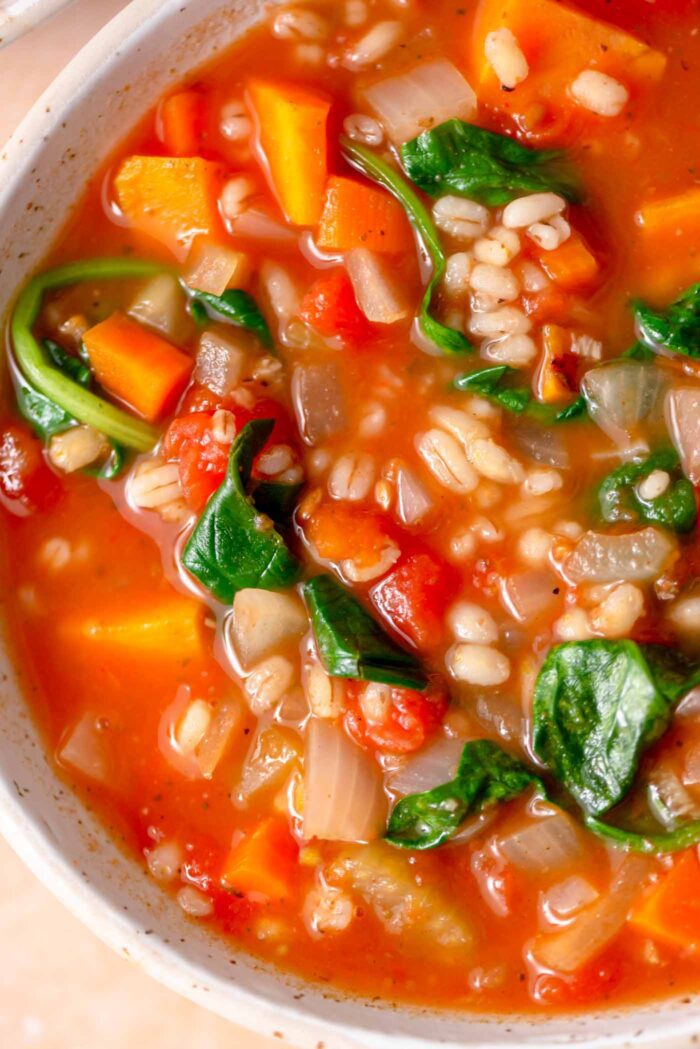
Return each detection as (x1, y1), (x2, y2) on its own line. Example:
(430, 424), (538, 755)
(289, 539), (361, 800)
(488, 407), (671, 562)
(683, 743), (700, 788)
(292, 362), (347, 446)
(303, 719), (387, 842)
(194, 331), (246, 397)
(666, 387), (700, 484)
(236, 724), (301, 803)
(502, 570), (559, 623)
(510, 418), (570, 469)
(393, 463), (433, 526)
(346, 249), (409, 324)
(226, 588), (308, 671)
(677, 686), (700, 720)
(183, 238), (250, 297)
(389, 736), (465, 797)
(128, 274), (185, 340)
(362, 59), (477, 144)
(475, 693), (524, 744)
(196, 699), (243, 779)
(647, 765), (700, 827)
(540, 876), (598, 926)
(57, 713), (110, 784)
(532, 855), (654, 973)
(498, 810), (583, 873)
(232, 207), (297, 244)
(260, 260), (301, 329)
(582, 361), (663, 449)
(330, 842), (473, 949)
(565, 527), (676, 584)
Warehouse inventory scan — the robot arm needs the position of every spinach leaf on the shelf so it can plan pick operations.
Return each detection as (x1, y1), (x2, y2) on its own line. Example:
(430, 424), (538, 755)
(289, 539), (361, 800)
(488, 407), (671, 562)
(340, 135), (471, 356)
(187, 287), (273, 349)
(253, 480), (303, 526)
(633, 283), (700, 359)
(45, 339), (92, 387)
(182, 419), (302, 603)
(401, 119), (581, 207)
(584, 812), (700, 855)
(303, 573), (427, 690)
(386, 739), (544, 849)
(454, 365), (586, 424)
(597, 447), (697, 534)
(17, 374), (75, 439)
(11, 258), (162, 451)
(532, 640), (700, 818)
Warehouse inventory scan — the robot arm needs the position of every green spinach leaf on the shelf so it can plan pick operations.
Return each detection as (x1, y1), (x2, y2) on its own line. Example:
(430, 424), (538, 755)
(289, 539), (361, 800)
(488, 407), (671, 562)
(386, 739), (544, 849)
(187, 287), (273, 349)
(454, 365), (586, 423)
(584, 812), (700, 854)
(340, 135), (471, 356)
(182, 419), (301, 603)
(401, 119), (581, 206)
(597, 447), (697, 534)
(303, 573), (427, 690)
(253, 480), (303, 526)
(633, 283), (700, 359)
(532, 640), (700, 818)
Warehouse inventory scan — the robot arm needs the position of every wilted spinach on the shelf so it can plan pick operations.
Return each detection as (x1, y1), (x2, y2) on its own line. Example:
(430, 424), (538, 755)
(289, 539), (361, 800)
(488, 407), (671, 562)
(597, 447), (696, 534)
(187, 287), (273, 349)
(633, 283), (700, 359)
(454, 365), (586, 423)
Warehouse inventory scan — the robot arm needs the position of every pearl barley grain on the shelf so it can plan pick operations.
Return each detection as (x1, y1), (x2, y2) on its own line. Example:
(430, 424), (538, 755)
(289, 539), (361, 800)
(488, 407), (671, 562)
(570, 70), (629, 117)
(447, 643), (511, 686)
(484, 28), (529, 90)
(448, 601), (499, 644)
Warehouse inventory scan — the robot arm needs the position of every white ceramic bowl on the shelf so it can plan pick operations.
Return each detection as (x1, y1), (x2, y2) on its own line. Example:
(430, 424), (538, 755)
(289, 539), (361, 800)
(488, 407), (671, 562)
(0, 3), (698, 1046)
(0, 0), (72, 47)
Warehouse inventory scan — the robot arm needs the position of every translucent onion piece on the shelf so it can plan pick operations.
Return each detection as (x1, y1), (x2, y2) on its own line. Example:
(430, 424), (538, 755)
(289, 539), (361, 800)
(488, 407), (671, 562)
(194, 331), (246, 397)
(292, 362), (347, 446)
(647, 766), (700, 828)
(582, 361), (663, 448)
(183, 239), (250, 297)
(683, 743), (700, 787)
(227, 588), (308, 671)
(232, 207), (297, 244)
(389, 736), (465, 797)
(346, 248), (409, 324)
(503, 570), (559, 623)
(498, 811), (583, 873)
(57, 713), (110, 784)
(128, 274), (186, 340)
(393, 463), (433, 526)
(236, 724), (301, 803)
(330, 842), (473, 950)
(303, 720), (387, 842)
(510, 417), (570, 469)
(666, 387), (700, 484)
(475, 693), (524, 744)
(677, 686), (700, 720)
(532, 855), (654, 973)
(565, 527), (676, 584)
(540, 876), (598, 925)
(362, 59), (477, 144)
(260, 260), (301, 329)
(196, 698), (243, 779)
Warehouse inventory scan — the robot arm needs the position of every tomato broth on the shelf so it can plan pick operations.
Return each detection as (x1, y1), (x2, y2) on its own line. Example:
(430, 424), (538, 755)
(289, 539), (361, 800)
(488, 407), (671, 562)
(4, 0), (700, 1016)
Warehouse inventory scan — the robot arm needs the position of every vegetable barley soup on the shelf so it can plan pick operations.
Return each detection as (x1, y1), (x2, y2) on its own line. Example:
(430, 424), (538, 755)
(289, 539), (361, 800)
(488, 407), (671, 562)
(9, 0), (700, 1017)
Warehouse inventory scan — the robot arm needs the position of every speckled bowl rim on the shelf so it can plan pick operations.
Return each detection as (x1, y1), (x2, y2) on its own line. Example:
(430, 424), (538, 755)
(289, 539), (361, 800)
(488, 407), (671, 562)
(0, 0), (73, 48)
(0, 2), (699, 1047)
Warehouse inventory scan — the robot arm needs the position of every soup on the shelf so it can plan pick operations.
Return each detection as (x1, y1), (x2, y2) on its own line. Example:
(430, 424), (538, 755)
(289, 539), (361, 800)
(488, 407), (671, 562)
(3, 0), (700, 1016)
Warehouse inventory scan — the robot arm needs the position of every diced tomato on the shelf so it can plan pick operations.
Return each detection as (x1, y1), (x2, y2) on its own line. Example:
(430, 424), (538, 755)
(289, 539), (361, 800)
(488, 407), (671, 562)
(531, 947), (624, 1007)
(522, 284), (573, 326)
(300, 270), (374, 348)
(344, 679), (448, 754)
(371, 549), (457, 650)
(180, 384), (230, 414)
(305, 501), (396, 570)
(164, 397), (296, 511)
(0, 422), (61, 515)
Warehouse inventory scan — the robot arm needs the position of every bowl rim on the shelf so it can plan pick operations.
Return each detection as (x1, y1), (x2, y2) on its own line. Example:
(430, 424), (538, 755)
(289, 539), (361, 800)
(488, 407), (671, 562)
(0, 2), (699, 1046)
(0, 0), (73, 48)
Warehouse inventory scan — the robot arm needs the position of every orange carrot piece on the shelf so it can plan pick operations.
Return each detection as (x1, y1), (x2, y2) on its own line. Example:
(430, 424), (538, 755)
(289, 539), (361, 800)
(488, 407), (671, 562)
(316, 176), (413, 254)
(637, 187), (700, 241)
(306, 502), (394, 570)
(634, 187), (700, 298)
(630, 850), (700, 950)
(64, 592), (205, 660)
(247, 78), (330, 226)
(222, 818), (298, 900)
(160, 91), (203, 156)
(83, 312), (193, 422)
(114, 155), (223, 259)
(469, 0), (666, 115)
(536, 233), (600, 291)
(536, 324), (576, 404)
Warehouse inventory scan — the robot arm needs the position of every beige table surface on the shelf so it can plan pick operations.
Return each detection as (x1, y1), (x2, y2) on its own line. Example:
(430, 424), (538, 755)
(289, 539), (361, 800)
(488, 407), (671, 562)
(0, 4), (285, 1046)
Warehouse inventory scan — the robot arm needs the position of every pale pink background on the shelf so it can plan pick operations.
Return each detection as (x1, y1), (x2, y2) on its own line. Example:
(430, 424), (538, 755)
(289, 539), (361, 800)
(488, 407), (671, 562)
(0, 3), (287, 1046)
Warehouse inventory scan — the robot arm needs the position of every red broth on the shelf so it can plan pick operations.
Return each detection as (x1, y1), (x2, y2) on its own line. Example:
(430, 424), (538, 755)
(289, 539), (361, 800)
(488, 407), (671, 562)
(3, 0), (700, 1014)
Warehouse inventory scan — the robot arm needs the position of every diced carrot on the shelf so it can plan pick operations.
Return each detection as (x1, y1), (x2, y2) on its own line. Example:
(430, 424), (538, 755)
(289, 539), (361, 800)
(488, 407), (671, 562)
(306, 502), (395, 570)
(535, 233), (600, 291)
(222, 818), (298, 900)
(114, 155), (223, 259)
(634, 187), (700, 297)
(535, 324), (577, 403)
(64, 593), (205, 659)
(316, 176), (413, 254)
(83, 312), (193, 422)
(247, 78), (330, 226)
(159, 91), (203, 156)
(638, 186), (700, 242)
(469, 0), (666, 125)
(630, 850), (700, 950)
